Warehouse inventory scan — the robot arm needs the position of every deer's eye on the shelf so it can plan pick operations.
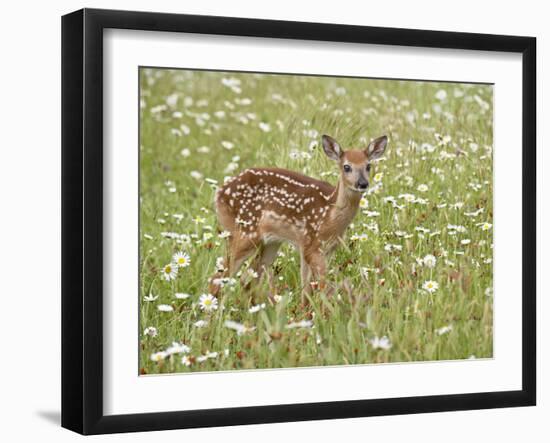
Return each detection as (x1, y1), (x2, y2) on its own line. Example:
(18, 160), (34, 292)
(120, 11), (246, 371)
(343, 164), (352, 173)
(366, 164), (372, 172)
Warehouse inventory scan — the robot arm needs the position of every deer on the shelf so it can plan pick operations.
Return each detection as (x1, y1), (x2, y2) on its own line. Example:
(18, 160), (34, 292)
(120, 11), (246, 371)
(209, 134), (388, 304)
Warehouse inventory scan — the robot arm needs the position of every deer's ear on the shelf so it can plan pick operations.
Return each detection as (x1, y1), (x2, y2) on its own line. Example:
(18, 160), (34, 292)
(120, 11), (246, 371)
(366, 135), (388, 160)
(322, 135), (343, 161)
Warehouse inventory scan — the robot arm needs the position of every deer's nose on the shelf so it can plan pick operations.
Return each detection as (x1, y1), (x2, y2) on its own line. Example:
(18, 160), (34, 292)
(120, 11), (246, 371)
(357, 179), (369, 190)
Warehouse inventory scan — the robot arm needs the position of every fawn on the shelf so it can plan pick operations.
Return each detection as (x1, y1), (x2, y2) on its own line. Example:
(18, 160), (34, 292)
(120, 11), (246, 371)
(209, 134), (388, 302)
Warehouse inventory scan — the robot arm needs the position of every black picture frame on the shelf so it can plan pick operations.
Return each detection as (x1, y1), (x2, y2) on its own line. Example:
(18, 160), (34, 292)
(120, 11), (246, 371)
(61, 8), (536, 435)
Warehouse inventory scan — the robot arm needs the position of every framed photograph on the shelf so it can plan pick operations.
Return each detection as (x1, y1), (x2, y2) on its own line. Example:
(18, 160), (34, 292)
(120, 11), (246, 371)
(61, 8), (536, 435)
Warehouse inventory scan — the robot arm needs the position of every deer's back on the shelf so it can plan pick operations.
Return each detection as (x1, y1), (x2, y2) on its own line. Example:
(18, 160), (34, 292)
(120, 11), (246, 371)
(215, 167), (336, 242)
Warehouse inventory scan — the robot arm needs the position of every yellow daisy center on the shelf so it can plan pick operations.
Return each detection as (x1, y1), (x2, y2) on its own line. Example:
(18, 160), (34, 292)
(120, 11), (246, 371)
(165, 265), (172, 273)
(204, 299), (212, 306)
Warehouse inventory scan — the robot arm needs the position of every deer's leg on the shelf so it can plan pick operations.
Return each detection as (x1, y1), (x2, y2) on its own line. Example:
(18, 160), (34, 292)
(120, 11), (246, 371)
(251, 242), (281, 279)
(303, 248), (327, 302)
(228, 235), (258, 276)
(209, 234), (257, 295)
(300, 251), (312, 300)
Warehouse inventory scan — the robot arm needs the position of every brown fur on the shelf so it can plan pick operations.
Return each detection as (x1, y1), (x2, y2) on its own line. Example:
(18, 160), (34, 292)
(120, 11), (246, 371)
(209, 135), (387, 302)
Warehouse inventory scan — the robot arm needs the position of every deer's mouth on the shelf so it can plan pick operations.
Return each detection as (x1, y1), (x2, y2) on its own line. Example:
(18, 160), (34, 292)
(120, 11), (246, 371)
(349, 186), (369, 193)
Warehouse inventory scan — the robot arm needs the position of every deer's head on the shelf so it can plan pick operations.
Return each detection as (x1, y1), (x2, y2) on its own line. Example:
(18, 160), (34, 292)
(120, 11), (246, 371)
(322, 134), (388, 193)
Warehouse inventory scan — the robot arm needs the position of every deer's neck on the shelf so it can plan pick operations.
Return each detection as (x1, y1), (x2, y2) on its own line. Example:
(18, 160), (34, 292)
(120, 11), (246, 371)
(326, 179), (362, 233)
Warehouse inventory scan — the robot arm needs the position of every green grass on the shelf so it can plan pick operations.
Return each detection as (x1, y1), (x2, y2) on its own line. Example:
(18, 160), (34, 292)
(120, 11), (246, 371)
(139, 68), (493, 374)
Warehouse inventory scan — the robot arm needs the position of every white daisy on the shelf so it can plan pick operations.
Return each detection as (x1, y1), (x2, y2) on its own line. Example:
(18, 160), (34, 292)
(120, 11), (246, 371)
(224, 320), (256, 335)
(157, 304), (174, 312)
(286, 320), (313, 329)
(480, 222), (492, 231)
(143, 326), (158, 337)
(417, 184), (429, 192)
(161, 263), (178, 281)
(143, 293), (159, 302)
(436, 325), (453, 336)
(198, 294), (218, 312)
(175, 292), (191, 300)
(172, 251), (191, 268)
(259, 122), (271, 132)
(190, 170), (203, 180)
(166, 342), (191, 355)
(423, 254), (437, 268)
(422, 280), (439, 293)
(246, 269), (259, 279)
(369, 336), (392, 350)
(435, 89), (447, 101)
(193, 319), (208, 328)
(359, 197), (369, 209)
(248, 303), (266, 313)
(221, 140), (234, 150)
(150, 351), (168, 362)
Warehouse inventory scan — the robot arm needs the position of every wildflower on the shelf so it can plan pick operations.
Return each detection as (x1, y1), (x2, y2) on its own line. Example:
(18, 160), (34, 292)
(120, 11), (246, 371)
(143, 293), (159, 302)
(225, 162), (239, 173)
(435, 89), (447, 101)
(143, 326), (158, 337)
(180, 148), (191, 157)
(151, 351), (168, 362)
(193, 319), (208, 328)
(221, 140), (234, 150)
(248, 303), (266, 313)
(181, 356), (192, 366)
(461, 239), (471, 245)
(175, 292), (191, 300)
(373, 172), (384, 183)
(399, 193), (416, 203)
(417, 184), (429, 192)
(172, 251), (191, 268)
(359, 196), (369, 209)
(246, 269), (259, 279)
(369, 336), (392, 350)
(161, 263), (178, 281)
(224, 320), (256, 335)
(423, 254), (437, 268)
(219, 230), (231, 239)
(259, 122), (271, 132)
(384, 243), (402, 252)
(356, 233), (369, 242)
(286, 320), (313, 329)
(480, 222), (492, 231)
(422, 280), (439, 293)
(198, 293), (218, 312)
(212, 277), (236, 288)
(190, 170), (203, 180)
(157, 304), (174, 312)
(221, 77), (241, 93)
(197, 351), (218, 362)
(436, 325), (453, 335)
(166, 342), (191, 355)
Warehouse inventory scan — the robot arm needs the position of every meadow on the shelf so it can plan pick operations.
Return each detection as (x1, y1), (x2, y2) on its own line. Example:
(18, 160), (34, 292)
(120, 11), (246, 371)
(139, 68), (493, 374)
